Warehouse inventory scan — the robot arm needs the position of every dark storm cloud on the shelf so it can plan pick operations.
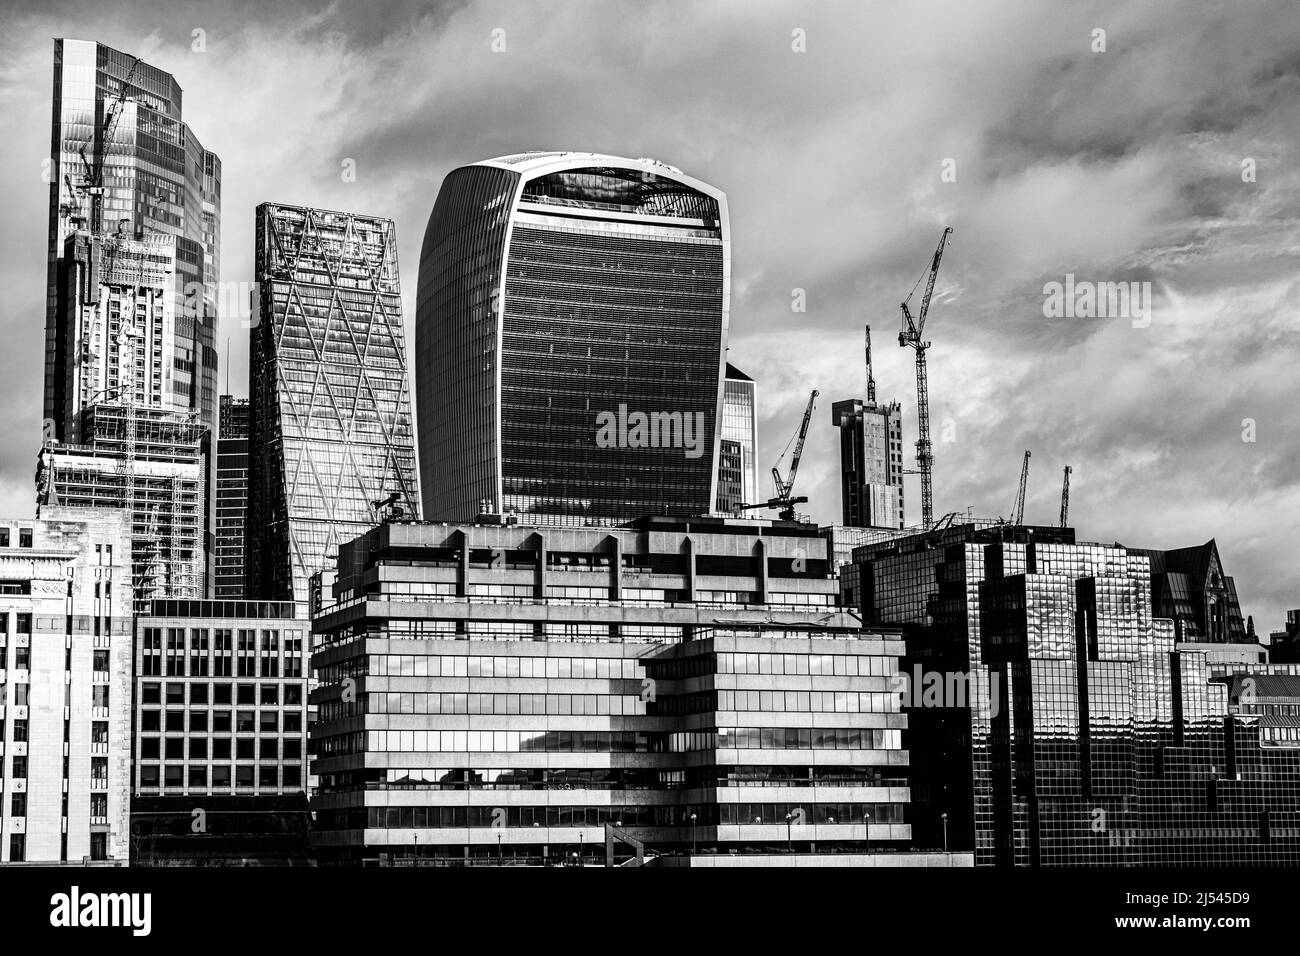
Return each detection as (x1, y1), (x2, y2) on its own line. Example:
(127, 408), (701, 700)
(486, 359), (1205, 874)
(0, 0), (1296, 627)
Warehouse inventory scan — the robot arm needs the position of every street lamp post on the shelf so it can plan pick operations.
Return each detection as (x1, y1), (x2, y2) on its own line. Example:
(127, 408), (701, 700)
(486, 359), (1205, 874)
(864, 808), (872, 856)
(497, 832), (503, 863)
(941, 812), (949, 853)
(690, 812), (697, 856)
(784, 812), (793, 854)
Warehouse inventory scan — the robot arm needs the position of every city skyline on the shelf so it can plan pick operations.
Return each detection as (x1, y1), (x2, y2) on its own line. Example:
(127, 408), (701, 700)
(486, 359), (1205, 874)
(0, 2), (1297, 632)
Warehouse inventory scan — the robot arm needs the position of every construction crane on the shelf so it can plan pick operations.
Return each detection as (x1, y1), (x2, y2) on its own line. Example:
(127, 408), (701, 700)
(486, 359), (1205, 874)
(1011, 450), (1031, 525)
(372, 491), (406, 524)
(75, 56), (142, 237)
(899, 226), (953, 530)
(864, 324), (876, 404)
(66, 56), (141, 302)
(739, 389), (818, 521)
(1059, 465), (1072, 528)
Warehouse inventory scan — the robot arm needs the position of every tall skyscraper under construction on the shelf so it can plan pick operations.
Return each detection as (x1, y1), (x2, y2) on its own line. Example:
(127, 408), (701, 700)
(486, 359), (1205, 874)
(415, 152), (730, 524)
(45, 39), (221, 441)
(247, 203), (420, 605)
(831, 325), (904, 529)
(37, 40), (221, 606)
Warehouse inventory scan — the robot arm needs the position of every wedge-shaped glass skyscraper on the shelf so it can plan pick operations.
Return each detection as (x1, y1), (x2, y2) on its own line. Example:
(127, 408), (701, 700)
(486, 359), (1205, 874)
(415, 152), (730, 523)
(248, 204), (420, 604)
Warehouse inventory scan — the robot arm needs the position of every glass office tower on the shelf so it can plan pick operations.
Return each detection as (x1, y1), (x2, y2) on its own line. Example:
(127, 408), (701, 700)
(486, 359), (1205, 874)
(215, 396), (250, 598)
(853, 523), (1300, 866)
(718, 363), (758, 512)
(45, 39), (220, 441)
(247, 204), (420, 605)
(415, 152), (730, 524)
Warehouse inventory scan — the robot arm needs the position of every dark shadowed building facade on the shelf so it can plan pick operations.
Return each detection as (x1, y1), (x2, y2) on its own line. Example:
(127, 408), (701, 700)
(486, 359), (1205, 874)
(414, 152), (730, 525)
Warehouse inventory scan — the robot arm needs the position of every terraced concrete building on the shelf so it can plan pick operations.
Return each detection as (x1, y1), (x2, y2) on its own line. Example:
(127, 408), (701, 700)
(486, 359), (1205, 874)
(309, 515), (918, 865)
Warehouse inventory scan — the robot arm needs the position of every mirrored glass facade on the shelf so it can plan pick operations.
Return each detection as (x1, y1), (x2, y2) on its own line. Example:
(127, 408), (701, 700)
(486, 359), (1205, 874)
(248, 204), (420, 605)
(415, 153), (730, 525)
(854, 524), (1300, 866)
(215, 396), (249, 598)
(718, 363), (757, 511)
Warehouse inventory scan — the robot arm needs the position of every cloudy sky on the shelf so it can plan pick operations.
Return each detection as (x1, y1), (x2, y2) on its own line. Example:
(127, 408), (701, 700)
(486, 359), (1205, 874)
(1, 0), (1297, 630)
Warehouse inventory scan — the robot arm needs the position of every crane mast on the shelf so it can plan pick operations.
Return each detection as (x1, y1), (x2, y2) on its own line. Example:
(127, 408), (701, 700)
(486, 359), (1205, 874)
(1059, 465), (1072, 528)
(899, 227), (952, 530)
(741, 389), (819, 521)
(1012, 449), (1031, 525)
(864, 324), (876, 404)
(772, 388), (819, 501)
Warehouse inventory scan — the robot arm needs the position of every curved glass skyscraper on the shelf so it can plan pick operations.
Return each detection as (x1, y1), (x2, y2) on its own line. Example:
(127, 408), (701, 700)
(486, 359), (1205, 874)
(415, 152), (730, 523)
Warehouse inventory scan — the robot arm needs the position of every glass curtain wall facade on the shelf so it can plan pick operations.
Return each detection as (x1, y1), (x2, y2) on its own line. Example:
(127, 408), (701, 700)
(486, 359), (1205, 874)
(248, 204), (420, 605)
(718, 363), (758, 511)
(853, 524), (1300, 866)
(415, 153), (730, 524)
(46, 39), (220, 441)
(215, 396), (249, 598)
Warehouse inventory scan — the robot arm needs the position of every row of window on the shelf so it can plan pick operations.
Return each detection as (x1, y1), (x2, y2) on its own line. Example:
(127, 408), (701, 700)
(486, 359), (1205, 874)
(718, 690), (900, 714)
(368, 654), (643, 680)
(137, 763), (302, 788)
(140, 681), (304, 707)
(0, 684), (110, 708)
(320, 764), (902, 792)
(139, 710), (303, 733)
(0, 529), (34, 548)
(339, 692), (649, 718)
(140, 734), (302, 759)
(343, 801), (904, 832)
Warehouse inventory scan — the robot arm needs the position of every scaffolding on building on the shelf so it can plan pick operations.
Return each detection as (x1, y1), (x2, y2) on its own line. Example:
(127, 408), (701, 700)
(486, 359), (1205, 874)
(36, 403), (208, 610)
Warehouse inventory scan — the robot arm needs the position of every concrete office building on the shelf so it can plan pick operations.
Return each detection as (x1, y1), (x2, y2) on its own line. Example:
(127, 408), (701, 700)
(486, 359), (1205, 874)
(415, 152), (730, 525)
(852, 522), (1300, 866)
(248, 204), (420, 605)
(309, 515), (930, 865)
(0, 509), (132, 863)
(830, 326), (904, 530)
(131, 599), (308, 798)
(830, 398), (904, 530)
(215, 396), (250, 598)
